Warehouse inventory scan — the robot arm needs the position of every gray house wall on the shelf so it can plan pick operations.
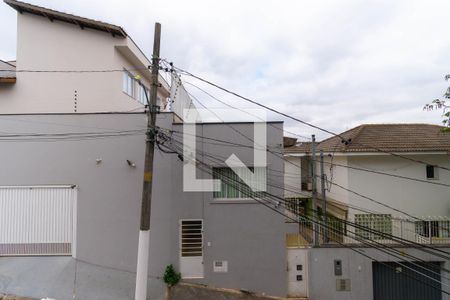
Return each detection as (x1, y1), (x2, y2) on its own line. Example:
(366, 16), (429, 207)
(305, 247), (450, 300)
(0, 113), (287, 299)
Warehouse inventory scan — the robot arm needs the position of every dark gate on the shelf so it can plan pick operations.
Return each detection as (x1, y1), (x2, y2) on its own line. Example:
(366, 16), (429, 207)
(373, 261), (441, 300)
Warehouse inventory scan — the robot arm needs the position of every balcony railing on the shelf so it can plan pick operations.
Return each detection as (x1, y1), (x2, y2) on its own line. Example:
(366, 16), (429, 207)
(286, 216), (450, 247)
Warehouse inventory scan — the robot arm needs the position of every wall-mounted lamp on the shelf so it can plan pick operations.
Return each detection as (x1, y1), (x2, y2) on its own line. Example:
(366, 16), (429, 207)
(127, 159), (136, 168)
(96, 158), (102, 165)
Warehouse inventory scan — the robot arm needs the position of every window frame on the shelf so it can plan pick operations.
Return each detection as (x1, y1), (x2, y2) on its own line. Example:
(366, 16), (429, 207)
(426, 164), (438, 180)
(122, 70), (135, 97)
(212, 166), (266, 201)
(137, 83), (149, 105)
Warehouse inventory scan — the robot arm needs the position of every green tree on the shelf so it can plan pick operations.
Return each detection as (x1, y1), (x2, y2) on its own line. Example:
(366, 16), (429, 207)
(424, 75), (450, 132)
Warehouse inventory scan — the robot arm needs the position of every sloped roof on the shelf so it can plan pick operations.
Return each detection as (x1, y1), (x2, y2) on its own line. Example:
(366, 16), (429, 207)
(4, 0), (127, 37)
(285, 124), (450, 154)
(284, 141), (312, 154)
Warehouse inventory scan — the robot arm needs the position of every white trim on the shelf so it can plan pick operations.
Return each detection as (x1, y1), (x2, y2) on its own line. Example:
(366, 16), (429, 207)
(0, 185), (75, 189)
(72, 186), (78, 258)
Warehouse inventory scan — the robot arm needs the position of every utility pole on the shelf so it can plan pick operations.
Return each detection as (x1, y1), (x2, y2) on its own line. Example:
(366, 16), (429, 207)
(320, 150), (328, 244)
(135, 22), (161, 300)
(311, 135), (319, 247)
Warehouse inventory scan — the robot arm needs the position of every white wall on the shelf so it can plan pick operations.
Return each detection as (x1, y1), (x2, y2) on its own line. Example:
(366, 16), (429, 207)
(318, 155), (350, 205)
(0, 12), (168, 113)
(284, 156), (302, 198)
(346, 154), (450, 218)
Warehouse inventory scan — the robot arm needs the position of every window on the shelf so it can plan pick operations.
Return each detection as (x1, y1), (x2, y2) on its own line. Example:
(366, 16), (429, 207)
(426, 165), (437, 180)
(137, 84), (149, 105)
(122, 71), (134, 97)
(180, 220), (203, 257)
(355, 214), (392, 240)
(212, 167), (266, 199)
(415, 220), (450, 238)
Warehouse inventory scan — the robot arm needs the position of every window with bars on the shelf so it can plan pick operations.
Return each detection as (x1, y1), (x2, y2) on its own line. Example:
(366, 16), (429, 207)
(212, 167), (266, 199)
(285, 198), (306, 216)
(354, 214), (392, 240)
(180, 220), (203, 257)
(415, 220), (450, 238)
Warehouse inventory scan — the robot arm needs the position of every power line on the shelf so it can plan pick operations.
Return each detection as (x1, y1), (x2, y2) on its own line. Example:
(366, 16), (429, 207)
(158, 139), (450, 294)
(166, 135), (450, 259)
(184, 80), (311, 141)
(169, 125), (450, 238)
(168, 66), (450, 187)
(168, 63), (450, 172)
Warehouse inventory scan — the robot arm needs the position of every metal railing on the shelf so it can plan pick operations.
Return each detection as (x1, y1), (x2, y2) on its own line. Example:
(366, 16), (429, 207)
(286, 214), (450, 247)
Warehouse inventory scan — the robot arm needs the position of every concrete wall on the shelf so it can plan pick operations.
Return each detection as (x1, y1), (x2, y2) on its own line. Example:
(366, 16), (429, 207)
(0, 113), (288, 299)
(306, 247), (450, 300)
(0, 11), (168, 114)
(149, 121), (288, 297)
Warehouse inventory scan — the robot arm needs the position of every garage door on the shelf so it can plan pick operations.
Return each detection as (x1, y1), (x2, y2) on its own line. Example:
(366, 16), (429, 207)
(0, 186), (76, 256)
(373, 261), (442, 300)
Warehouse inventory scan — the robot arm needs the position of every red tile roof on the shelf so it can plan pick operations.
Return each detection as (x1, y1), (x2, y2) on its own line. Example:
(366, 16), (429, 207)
(285, 124), (450, 154)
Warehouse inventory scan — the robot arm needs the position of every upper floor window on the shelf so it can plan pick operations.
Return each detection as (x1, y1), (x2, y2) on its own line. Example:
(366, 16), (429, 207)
(415, 220), (450, 238)
(122, 70), (134, 97)
(426, 165), (438, 180)
(212, 167), (266, 199)
(138, 84), (149, 105)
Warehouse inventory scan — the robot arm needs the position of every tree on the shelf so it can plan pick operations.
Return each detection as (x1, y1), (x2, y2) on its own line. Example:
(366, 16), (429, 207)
(424, 75), (450, 132)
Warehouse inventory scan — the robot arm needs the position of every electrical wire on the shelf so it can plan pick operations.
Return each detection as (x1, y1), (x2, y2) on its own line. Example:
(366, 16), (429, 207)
(166, 134), (450, 259)
(157, 139), (450, 295)
(167, 63), (450, 172)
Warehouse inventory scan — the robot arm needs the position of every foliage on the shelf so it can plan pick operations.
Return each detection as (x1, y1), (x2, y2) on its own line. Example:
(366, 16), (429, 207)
(163, 264), (181, 287)
(424, 75), (450, 132)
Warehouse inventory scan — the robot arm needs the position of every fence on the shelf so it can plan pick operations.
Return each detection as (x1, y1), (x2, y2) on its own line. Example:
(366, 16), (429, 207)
(286, 215), (450, 247)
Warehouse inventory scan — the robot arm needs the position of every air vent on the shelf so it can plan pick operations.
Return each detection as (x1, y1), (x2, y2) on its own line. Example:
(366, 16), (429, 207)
(336, 279), (351, 291)
(180, 220), (203, 257)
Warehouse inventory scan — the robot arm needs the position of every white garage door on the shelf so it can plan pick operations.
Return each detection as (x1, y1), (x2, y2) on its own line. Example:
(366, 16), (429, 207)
(0, 186), (76, 256)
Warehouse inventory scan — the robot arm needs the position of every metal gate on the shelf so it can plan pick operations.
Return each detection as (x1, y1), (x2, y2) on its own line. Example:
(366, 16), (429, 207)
(0, 186), (76, 256)
(373, 261), (442, 300)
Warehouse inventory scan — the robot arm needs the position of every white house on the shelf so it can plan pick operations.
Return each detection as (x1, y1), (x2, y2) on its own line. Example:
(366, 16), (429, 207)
(0, 0), (172, 115)
(284, 124), (450, 300)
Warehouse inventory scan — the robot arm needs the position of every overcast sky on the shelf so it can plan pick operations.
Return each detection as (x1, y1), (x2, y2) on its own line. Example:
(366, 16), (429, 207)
(1, 0), (449, 140)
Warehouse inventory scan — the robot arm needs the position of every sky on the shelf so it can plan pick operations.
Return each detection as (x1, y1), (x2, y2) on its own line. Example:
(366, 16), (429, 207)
(1, 0), (449, 140)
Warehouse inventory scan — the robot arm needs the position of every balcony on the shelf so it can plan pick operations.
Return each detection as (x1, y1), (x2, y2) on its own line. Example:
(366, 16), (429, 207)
(286, 216), (450, 248)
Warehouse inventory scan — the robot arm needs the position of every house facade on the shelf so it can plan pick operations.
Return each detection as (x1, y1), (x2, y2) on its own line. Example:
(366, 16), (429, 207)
(0, 113), (287, 299)
(284, 124), (450, 300)
(0, 0), (170, 115)
(0, 1), (289, 299)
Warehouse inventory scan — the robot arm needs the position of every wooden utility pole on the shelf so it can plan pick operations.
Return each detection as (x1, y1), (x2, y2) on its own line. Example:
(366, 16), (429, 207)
(135, 22), (161, 300)
(311, 134), (319, 247)
(320, 150), (328, 244)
